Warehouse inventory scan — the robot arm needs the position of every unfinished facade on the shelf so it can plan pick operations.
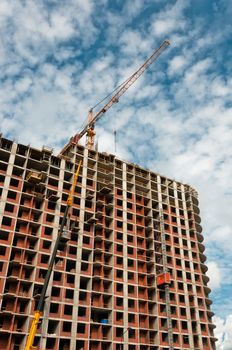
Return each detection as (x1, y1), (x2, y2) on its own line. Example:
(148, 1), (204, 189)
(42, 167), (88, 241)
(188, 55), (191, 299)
(0, 135), (216, 349)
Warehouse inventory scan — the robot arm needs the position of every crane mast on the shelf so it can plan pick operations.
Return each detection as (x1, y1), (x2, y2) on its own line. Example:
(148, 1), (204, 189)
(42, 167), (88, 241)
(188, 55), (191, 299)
(60, 39), (170, 153)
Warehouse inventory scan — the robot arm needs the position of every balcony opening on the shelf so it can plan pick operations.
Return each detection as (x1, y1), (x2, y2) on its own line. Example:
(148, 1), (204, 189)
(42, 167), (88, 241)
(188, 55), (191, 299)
(53, 271), (62, 281)
(116, 283), (123, 293)
(65, 289), (74, 300)
(46, 338), (56, 349)
(62, 322), (71, 332)
(48, 320), (59, 334)
(79, 291), (87, 302)
(69, 246), (77, 255)
(44, 227), (53, 236)
(116, 270), (123, 278)
(128, 328), (135, 339)
(76, 340), (85, 350)
(66, 260), (76, 272)
(116, 297), (123, 307)
(116, 312), (123, 322)
(181, 321), (188, 330)
(183, 335), (189, 344)
(67, 274), (75, 284)
(42, 240), (51, 250)
(51, 287), (60, 298)
(80, 277), (89, 290)
(41, 254), (49, 264)
(50, 303), (59, 313)
(180, 308), (186, 316)
(0, 246), (6, 256)
(116, 327), (123, 337)
(128, 299), (135, 308)
(128, 313), (135, 323)
(2, 217), (12, 227)
(64, 305), (73, 316)
(78, 307), (86, 317)
(77, 323), (85, 333)
(46, 214), (54, 223)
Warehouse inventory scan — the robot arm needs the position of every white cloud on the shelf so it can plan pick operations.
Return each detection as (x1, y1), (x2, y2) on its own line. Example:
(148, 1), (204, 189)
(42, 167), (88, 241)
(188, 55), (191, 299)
(168, 55), (187, 75)
(150, 0), (188, 37)
(214, 315), (232, 349)
(207, 262), (221, 290)
(14, 77), (32, 93)
(209, 226), (232, 247)
(0, 0), (12, 17)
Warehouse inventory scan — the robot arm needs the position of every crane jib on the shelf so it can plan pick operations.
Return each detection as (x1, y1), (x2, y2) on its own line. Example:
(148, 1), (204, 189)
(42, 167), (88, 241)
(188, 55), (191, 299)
(59, 39), (170, 154)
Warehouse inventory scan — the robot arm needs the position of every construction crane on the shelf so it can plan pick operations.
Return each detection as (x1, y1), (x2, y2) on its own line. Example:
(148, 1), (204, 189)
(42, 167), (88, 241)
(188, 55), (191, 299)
(25, 40), (170, 349)
(25, 161), (82, 350)
(60, 39), (170, 154)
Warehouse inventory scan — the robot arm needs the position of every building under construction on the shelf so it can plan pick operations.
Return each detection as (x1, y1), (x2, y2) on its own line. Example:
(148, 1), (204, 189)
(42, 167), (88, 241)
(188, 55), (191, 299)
(0, 134), (216, 350)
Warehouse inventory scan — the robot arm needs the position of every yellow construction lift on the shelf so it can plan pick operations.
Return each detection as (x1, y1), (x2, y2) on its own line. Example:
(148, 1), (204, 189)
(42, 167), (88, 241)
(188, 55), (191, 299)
(25, 161), (82, 350)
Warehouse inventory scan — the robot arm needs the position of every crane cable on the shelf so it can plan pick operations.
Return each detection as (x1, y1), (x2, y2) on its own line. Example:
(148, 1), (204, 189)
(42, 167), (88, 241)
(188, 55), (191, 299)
(90, 75), (132, 111)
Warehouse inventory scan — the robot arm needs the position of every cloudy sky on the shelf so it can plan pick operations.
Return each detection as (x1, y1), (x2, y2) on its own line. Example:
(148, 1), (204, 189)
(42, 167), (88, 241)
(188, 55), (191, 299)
(0, 0), (231, 348)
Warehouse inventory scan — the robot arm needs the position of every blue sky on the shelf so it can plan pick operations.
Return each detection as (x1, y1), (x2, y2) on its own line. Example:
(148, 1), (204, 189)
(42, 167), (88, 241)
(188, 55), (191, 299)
(0, 0), (231, 348)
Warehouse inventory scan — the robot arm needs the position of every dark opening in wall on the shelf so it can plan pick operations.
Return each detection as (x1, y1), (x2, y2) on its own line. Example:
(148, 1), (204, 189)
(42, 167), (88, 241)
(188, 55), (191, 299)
(78, 307), (86, 317)
(128, 299), (135, 308)
(44, 227), (53, 236)
(46, 338), (56, 349)
(0, 230), (9, 241)
(64, 305), (73, 315)
(83, 236), (90, 245)
(180, 308), (186, 316)
(10, 178), (19, 188)
(48, 320), (59, 334)
(42, 240), (51, 250)
(66, 260), (76, 272)
(0, 246), (6, 257)
(48, 201), (56, 210)
(76, 340), (85, 350)
(79, 277), (89, 290)
(67, 274), (75, 284)
(116, 221), (122, 228)
(2, 217), (12, 227)
(183, 335), (189, 344)
(128, 313), (135, 323)
(46, 214), (54, 222)
(116, 327), (123, 337)
(50, 303), (59, 313)
(129, 328), (135, 339)
(116, 269), (123, 278)
(69, 246), (77, 255)
(62, 321), (71, 332)
(77, 323), (85, 333)
(0, 162), (7, 172)
(128, 272), (134, 281)
(51, 287), (60, 297)
(53, 271), (62, 281)
(65, 289), (74, 300)
(182, 321), (188, 330)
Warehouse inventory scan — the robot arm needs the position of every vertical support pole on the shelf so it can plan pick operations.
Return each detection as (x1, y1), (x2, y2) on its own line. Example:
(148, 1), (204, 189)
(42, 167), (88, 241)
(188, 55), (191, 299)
(159, 212), (174, 350)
